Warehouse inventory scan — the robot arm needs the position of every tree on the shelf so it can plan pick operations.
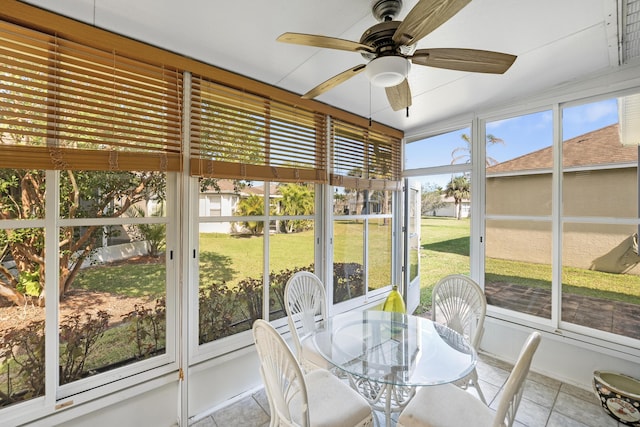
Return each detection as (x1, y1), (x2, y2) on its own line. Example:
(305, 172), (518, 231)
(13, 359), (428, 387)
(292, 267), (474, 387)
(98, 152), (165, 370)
(128, 205), (166, 258)
(451, 133), (505, 166)
(0, 169), (165, 306)
(277, 183), (314, 233)
(444, 175), (470, 220)
(421, 183), (446, 216)
(235, 194), (265, 235)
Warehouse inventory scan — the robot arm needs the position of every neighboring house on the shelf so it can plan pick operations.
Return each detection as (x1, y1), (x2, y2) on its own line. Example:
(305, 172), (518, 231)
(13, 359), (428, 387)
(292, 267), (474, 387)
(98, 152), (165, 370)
(334, 189), (392, 215)
(432, 194), (470, 218)
(486, 124), (640, 274)
(199, 180), (280, 233)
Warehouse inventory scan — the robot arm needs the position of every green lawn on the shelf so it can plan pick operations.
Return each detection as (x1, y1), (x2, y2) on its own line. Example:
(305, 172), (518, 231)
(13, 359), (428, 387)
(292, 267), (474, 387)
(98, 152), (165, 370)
(199, 221), (392, 290)
(417, 217), (471, 313)
(75, 263), (166, 296)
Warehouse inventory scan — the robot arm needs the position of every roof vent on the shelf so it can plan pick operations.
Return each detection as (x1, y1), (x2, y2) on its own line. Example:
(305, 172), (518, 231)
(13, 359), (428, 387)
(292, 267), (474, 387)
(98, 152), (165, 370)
(622, 0), (640, 63)
(618, 93), (640, 146)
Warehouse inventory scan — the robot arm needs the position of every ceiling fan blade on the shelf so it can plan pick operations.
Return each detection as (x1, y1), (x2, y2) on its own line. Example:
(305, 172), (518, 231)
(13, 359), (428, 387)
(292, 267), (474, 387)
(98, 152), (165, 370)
(277, 32), (373, 54)
(393, 0), (471, 46)
(385, 79), (412, 111)
(411, 48), (517, 74)
(301, 64), (367, 100)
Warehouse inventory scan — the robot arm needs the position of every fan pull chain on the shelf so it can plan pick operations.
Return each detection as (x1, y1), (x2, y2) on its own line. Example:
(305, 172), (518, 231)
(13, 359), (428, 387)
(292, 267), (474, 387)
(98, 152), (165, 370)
(368, 81), (372, 127)
(405, 68), (410, 118)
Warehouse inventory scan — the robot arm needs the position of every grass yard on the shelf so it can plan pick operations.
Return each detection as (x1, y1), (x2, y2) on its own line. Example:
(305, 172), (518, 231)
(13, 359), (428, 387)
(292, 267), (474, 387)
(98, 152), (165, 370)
(74, 261), (166, 296)
(199, 221), (393, 290)
(417, 217), (471, 313)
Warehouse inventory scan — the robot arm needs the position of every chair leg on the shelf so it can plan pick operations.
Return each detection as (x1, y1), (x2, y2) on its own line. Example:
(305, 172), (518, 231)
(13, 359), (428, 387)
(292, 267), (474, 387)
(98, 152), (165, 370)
(470, 370), (487, 404)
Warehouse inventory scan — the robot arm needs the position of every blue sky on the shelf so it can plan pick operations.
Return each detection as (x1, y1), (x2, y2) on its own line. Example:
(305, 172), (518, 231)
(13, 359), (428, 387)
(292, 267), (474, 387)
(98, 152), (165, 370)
(405, 98), (620, 188)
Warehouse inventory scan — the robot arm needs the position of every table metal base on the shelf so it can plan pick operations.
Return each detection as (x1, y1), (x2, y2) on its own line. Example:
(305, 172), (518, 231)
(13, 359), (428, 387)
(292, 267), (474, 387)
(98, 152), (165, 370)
(348, 374), (416, 427)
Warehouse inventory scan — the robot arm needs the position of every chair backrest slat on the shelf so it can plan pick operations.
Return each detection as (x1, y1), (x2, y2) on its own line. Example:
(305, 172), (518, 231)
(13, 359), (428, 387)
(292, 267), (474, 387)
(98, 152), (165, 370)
(284, 271), (328, 358)
(432, 274), (487, 349)
(253, 319), (310, 427)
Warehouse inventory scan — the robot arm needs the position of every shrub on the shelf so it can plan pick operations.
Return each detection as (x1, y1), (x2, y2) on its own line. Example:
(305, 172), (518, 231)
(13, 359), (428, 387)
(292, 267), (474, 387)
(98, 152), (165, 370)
(333, 262), (364, 303)
(59, 311), (111, 384)
(122, 297), (166, 359)
(199, 280), (243, 344)
(0, 320), (45, 404)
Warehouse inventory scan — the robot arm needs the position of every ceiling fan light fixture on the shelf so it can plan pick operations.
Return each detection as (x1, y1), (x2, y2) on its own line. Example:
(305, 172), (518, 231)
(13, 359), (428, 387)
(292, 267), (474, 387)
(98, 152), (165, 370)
(365, 56), (410, 87)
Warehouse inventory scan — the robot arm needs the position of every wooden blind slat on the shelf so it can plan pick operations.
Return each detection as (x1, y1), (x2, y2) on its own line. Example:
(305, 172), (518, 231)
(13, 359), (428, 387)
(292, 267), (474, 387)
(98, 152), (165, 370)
(0, 20), (183, 172)
(0, 145), (180, 171)
(189, 75), (327, 183)
(331, 118), (401, 188)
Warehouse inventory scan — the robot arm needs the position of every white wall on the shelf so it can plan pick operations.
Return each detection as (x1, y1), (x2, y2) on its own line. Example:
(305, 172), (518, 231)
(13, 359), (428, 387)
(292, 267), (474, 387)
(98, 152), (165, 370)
(16, 349), (263, 427)
(481, 317), (640, 392)
(187, 347), (262, 419)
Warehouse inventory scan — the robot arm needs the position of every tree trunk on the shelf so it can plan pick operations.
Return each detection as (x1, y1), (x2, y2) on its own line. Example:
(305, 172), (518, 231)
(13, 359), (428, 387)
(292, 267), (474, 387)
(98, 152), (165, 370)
(0, 283), (26, 306)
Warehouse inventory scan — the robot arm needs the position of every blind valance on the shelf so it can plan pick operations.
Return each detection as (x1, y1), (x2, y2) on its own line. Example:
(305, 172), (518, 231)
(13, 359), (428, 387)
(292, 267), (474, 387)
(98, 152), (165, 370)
(0, 21), (183, 171)
(190, 76), (328, 183)
(331, 119), (401, 191)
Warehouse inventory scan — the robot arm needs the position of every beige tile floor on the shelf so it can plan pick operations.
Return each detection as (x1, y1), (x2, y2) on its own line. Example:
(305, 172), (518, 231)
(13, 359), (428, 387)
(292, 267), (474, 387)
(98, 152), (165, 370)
(190, 353), (625, 427)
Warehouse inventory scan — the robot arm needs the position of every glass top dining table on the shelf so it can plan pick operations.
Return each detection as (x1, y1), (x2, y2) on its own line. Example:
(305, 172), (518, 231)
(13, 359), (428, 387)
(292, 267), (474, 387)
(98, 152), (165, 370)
(312, 310), (477, 425)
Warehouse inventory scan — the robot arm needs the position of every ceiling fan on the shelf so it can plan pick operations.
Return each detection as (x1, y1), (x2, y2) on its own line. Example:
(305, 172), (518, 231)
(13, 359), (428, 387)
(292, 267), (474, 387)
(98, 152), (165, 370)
(277, 0), (517, 112)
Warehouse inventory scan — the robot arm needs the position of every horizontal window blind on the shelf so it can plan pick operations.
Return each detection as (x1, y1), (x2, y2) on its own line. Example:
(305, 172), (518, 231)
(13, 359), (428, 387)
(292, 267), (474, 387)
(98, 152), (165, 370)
(190, 76), (327, 183)
(0, 21), (182, 171)
(330, 119), (401, 191)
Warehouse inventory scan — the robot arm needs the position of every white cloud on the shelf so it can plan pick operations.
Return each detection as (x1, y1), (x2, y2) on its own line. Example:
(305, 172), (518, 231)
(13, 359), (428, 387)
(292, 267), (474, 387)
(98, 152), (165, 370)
(564, 99), (617, 125)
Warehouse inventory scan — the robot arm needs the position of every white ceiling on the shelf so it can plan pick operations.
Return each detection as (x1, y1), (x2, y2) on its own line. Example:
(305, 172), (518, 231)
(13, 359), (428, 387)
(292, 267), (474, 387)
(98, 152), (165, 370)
(21, 0), (620, 134)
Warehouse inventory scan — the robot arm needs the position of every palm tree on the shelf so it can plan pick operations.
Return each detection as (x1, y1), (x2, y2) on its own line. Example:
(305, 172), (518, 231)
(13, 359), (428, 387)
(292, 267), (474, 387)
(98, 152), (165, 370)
(277, 183), (314, 233)
(451, 133), (505, 166)
(235, 194), (265, 235)
(444, 175), (470, 220)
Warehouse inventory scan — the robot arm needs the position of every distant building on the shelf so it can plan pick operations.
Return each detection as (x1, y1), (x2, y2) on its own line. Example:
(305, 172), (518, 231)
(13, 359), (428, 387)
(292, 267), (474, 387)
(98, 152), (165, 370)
(199, 180), (280, 233)
(432, 194), (470, 218)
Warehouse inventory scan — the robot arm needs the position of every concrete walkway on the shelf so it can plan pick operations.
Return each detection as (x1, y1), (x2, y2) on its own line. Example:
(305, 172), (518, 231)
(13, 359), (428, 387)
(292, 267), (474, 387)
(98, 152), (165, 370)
(485, 282), (640, 340)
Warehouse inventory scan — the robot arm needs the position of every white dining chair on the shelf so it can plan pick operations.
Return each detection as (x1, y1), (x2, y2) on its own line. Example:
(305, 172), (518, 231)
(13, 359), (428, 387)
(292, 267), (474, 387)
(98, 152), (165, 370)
(284, 271), (330, 371)
(397, 331), (542, 427)
(252, 319), (374, 427)
(431, 274), (487, 403)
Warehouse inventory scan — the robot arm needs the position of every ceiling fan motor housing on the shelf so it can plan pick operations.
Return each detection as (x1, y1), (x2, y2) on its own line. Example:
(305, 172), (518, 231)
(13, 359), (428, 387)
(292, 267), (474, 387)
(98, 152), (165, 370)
(360, 21), (402, 60)
(371, 0), (403, 22)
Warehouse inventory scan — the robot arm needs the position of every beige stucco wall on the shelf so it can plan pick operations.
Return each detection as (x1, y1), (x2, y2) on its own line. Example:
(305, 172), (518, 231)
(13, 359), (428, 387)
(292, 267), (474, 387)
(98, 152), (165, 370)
(486, 173), (552, 216)
(563, 168), (638, 217)
(485, 168), (640, 274)
(486, 219), (552, 265)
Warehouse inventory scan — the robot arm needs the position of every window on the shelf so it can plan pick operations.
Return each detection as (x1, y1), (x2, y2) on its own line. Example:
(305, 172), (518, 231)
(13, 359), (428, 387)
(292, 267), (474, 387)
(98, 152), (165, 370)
(205, 195), (222, 216)
(484, 110), (553, 318)
(405, 127), (471, 169)
(0, 170), (46, 407)
(196, 179), (318, 347)
(197, 179), (265, 345)
(403, 127), (472, 309)
(561, 97), (640, 340)
(58, 171), (170, 387)
(0, 19), (180, 410)
(269, 182), (316, 321)
(332, 187), (394, 304)
(0, 170), (176, 408)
